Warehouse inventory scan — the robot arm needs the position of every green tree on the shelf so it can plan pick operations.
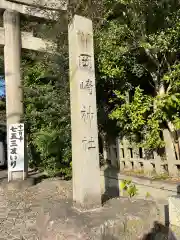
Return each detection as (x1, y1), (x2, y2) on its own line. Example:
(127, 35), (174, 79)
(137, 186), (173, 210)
(96, 0), (180, 156)
(22, 55), (71, 178)
(18, 12), (72, 178)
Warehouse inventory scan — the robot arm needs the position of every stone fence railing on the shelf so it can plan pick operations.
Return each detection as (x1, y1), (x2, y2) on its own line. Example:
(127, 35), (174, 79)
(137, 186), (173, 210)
(106, 129), (180, 177)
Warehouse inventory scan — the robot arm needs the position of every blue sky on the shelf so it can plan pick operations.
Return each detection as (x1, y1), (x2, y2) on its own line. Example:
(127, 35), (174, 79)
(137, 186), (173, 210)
(0, 77), (5, 97)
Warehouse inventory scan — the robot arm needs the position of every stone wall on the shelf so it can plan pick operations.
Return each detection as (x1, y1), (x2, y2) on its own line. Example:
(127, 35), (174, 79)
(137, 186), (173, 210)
(106, 130), (180, 177)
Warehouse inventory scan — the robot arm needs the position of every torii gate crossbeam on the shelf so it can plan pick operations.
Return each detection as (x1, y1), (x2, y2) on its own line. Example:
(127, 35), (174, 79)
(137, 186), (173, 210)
(0, 27), (56, 52)
(7, 0), (67, 11)
(0, 0), (66, 19)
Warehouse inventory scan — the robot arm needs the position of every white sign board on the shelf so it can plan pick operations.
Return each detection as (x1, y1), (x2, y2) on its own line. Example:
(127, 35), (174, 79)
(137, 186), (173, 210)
(8, 123), (24, 180)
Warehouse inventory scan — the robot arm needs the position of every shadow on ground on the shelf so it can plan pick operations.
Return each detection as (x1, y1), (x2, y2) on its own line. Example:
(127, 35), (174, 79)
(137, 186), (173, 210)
(28, 169), (55, 185)
(32, 173), (49, 185)
(101, 235), (119, 240)
(101, 164), (120, 204)
(141, 221), (177, 240)
(0, 167), (7, 183)
(0, 176), (8, 183)
(0, 169), (49, 186)
(29, 171), (71, 185)
(100, 221), (176, 239)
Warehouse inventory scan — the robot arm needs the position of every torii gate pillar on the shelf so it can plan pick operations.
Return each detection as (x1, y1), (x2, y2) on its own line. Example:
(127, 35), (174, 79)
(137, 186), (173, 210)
(4, 10), (28, 180)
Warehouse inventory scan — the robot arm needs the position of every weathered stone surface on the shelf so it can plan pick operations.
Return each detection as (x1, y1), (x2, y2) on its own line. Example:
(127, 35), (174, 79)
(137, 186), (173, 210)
(169, 224), (180, 239)
(68, 15), (101, 209)
(163, 129), (178, 177)
(143, 161), (154, 175)
(7, 0), (67, 11)
(3, 10), (28, 181)
(0, 27), (56, 53)
(3, 10), (22, 126)
(0, 0), (58, 19)
(169, 195), (180, 227)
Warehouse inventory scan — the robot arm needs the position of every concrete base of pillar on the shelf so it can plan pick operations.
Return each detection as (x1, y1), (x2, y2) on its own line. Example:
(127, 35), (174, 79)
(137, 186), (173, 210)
(169, 195), (180, 227)
(73, 195), (102, 212)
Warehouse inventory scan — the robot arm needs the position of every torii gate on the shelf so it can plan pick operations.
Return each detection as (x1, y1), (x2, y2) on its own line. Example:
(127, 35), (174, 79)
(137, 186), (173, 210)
(0, 0), (101, 210)
(0, 0), (64, 182)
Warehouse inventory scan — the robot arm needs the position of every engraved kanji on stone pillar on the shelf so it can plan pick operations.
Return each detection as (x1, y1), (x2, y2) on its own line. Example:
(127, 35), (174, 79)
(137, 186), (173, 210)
(68, 15), (101, 210)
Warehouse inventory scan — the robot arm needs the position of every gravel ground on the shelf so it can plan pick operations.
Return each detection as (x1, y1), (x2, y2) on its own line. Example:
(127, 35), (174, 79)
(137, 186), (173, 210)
(0, 171), (175, 240)
(0, 176), (72, 240)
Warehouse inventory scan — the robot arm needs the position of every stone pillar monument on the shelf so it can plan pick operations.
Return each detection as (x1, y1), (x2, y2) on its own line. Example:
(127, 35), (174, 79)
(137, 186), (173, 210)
(3, 10), (27, 180)
(68, 15), (101, 210)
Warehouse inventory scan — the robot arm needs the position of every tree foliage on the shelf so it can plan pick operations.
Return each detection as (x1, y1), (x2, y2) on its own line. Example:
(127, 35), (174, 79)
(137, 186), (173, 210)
(22, 55), (71, 178)
(17, 12), (72, 178)
(96, 0), (180, 151)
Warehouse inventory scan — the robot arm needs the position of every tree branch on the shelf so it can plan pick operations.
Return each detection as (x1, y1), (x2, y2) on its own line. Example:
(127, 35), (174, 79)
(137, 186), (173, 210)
(144, 48), (159, 68)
